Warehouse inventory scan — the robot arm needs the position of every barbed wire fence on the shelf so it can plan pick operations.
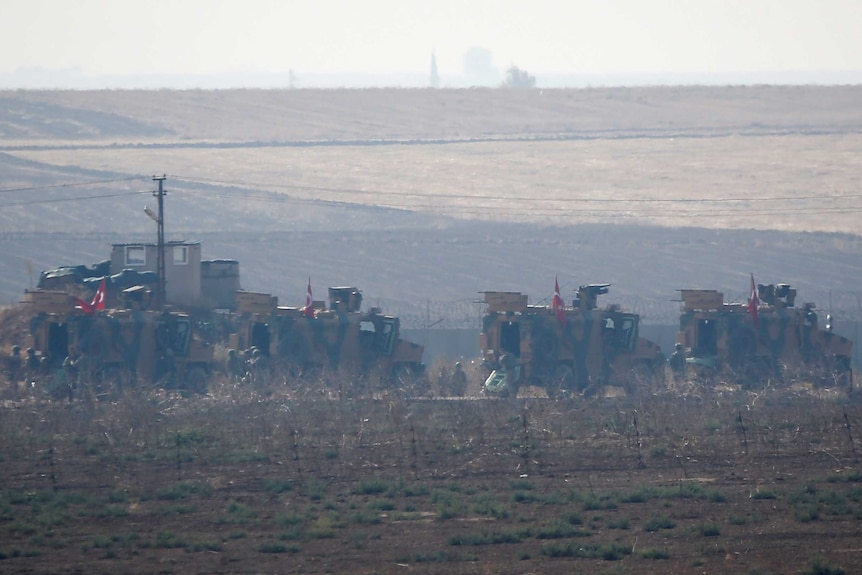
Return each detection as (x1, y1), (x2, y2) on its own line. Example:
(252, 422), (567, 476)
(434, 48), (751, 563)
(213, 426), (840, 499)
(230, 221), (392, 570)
(382, 290), (862, 330)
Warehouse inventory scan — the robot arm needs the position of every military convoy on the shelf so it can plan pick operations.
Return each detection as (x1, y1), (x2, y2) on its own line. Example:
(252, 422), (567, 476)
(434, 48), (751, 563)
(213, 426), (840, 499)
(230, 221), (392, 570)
(479, 285), (665, 397)
(16, 282), (424, 395)
(9, 269), (857, 398)
(227, 286), (425, 378)
(676, 283), (853, 389)
(23, 288), (214, 394)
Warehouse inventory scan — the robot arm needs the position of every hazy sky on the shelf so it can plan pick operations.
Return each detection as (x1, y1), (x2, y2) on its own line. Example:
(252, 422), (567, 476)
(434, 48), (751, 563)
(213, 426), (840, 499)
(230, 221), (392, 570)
(2, 0), (861, 84)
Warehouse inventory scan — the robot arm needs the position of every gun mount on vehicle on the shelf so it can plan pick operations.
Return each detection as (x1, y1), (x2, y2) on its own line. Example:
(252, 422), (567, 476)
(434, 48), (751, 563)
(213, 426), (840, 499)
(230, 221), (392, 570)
(676, 283), (853, 388)
(480, 284), (664, 397)
(228, 286), (425, 380)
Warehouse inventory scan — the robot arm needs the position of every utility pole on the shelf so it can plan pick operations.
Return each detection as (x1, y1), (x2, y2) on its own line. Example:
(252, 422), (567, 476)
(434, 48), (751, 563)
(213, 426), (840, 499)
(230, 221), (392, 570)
(153, 175), (167, 309)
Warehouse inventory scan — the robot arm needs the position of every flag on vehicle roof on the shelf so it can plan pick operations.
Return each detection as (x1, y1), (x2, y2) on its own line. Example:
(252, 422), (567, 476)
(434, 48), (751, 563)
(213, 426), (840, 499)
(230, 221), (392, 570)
(75, 277), (107, 315)
(748, 273), (759, 329)
(302, 277), (315, 317)
(552, 275), (566, 327)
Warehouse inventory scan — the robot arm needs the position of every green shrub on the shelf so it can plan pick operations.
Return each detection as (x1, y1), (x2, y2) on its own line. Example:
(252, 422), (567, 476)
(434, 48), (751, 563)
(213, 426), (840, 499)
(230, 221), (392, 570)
(826, 470), (862, 483)
(367, 499), (395, 511)
(620, 486), (657, 503)
(794, 506), (820, 523)
(752, 490), (778, 500)
(607, 517), (630, 530)
(694, 523), (721, 537)
(643, 515), (675, 532)
(639, 547), (669, 559)
(541, 541), (631, 560)
(534, 519), (579, 540)
(263, 478), (293, 494)
(801, 558), (845, 575)
(354, 479), (391, 496)
(275, 512), (305, 527)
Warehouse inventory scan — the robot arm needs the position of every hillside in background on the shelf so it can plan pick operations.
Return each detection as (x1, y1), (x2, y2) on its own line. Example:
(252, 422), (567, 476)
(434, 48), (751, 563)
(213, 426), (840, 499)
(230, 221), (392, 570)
(4, 85), (862, 143)
(1, 85), (860, 328)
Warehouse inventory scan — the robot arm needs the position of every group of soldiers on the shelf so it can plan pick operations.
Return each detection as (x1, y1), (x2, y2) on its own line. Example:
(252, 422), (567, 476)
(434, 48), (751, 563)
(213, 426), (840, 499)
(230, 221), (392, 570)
(4, 344), (92, 401)
(436, 361), (468, 396)
(5, 345), (45, 393)
(225, 347), (270, 385)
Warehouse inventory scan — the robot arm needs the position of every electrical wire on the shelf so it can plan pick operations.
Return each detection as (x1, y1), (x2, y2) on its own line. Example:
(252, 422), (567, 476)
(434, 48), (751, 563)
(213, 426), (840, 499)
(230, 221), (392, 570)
(0, 176), (150, 194)
(169, 174), (862, 204)
(0, 190), (149, 207)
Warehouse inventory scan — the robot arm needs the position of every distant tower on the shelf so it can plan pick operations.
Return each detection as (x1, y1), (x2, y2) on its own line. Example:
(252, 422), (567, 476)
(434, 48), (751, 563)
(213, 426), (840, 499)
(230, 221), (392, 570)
(429, 51), (439, 88)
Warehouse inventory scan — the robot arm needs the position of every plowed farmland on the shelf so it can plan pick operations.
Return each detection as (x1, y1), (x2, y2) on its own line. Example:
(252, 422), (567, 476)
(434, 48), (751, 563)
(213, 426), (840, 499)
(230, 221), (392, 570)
(1, 378), (861, 574)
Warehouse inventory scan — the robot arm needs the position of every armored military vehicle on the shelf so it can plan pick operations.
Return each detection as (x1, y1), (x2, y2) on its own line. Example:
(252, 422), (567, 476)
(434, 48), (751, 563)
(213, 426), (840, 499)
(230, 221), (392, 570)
(676, 283), (853, 388)
(24, 287), (214, 394)
(228, 286), (425, 380)
(480, 284), (664, 397)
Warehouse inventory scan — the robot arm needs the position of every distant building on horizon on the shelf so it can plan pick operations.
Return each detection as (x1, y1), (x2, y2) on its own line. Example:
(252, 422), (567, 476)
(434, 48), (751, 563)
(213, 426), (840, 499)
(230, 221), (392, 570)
(429, 52), (439, 88)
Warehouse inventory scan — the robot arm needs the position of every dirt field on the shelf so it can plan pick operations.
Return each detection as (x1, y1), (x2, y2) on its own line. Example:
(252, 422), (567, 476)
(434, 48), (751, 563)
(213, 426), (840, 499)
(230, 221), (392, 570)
(1, 377), (861, 574)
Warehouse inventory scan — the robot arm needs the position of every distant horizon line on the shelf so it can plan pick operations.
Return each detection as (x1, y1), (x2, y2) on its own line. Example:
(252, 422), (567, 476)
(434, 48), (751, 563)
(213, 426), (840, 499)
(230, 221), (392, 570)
(2, 68), (861, 90)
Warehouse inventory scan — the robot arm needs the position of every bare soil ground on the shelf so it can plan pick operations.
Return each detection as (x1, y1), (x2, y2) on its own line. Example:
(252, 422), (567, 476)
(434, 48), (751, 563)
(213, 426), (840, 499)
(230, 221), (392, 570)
(1, 376), (862, 575)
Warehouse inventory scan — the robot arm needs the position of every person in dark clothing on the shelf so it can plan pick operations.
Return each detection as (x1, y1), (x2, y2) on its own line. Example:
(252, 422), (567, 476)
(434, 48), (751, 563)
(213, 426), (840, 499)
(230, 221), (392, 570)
(669, 343), (686, 382)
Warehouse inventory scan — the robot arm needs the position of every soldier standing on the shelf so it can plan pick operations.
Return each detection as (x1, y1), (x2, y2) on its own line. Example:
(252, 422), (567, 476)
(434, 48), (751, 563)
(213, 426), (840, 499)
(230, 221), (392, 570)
(669, 343), (686, 382)
(499, 353), (519, 397)
(25, 347), (41, 385)
(450, 361), (467, 396)
(63, 348), (80, 402)
(225, 349), (244, 382)
(73, 349), (93, 400)
(7, 345), (23, 394)
(249, 348), (270, 386)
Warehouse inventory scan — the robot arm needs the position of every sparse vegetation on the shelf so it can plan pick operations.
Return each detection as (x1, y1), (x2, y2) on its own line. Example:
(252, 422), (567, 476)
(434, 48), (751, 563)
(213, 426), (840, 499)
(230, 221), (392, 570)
(0, 373), (861, 573)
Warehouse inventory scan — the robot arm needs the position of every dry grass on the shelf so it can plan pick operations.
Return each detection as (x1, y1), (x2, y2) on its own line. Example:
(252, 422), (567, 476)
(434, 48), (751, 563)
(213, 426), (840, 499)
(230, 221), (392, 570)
(14, 133), (862, 233)
(1, 381), (861, 573)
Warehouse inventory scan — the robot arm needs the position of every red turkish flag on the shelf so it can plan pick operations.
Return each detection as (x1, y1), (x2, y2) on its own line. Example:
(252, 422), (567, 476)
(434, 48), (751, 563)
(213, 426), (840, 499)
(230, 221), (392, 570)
(552, 275), (566, 327)
(75, 277), (106, 314)
(91, 277), (106, 311)
(302, 277), (315, 317)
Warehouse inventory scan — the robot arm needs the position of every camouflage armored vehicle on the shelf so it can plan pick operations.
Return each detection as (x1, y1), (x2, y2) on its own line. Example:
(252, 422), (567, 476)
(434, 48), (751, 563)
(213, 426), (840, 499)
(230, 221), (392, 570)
(480, 284), (665, 397)
(24, 288), (214, 394)
(228, 286), (425, 380)
(676, 284), (853, 388)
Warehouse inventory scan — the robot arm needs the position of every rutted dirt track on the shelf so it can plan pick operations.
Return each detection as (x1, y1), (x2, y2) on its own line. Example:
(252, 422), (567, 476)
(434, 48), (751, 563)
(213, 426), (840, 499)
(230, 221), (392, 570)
(1, 381), (862, 574)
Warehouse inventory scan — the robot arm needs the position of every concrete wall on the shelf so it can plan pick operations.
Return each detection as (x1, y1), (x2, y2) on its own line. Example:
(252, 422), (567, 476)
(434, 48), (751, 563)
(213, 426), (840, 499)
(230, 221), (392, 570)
(110, 242), (201, 307)
(201, 259), (241, 309)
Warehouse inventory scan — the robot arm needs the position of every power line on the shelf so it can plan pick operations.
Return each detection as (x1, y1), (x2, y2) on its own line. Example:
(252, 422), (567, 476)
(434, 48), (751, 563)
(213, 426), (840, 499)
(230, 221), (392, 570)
(0, 176), (149, 194)
(171, 187), (862, 218)
(0, 190), (148, 207)
(170, 174), (862, 204)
